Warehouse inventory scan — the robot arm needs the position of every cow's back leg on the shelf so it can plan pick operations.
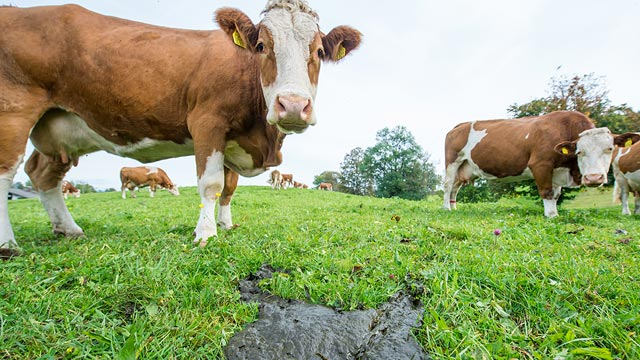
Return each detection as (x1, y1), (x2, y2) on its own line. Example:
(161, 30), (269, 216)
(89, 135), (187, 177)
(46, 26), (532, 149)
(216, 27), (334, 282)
(443, 159), (468, 210)
(634, 190), (640, 215)
(0, 103), (47, 257)
(217, 167), (238, 230)
(24, 150), (84, 238)
(619, 179), (631, 215)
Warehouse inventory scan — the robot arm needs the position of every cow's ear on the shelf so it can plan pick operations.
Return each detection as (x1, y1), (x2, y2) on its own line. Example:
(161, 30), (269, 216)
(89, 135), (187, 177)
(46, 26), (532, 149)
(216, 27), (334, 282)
(555, 141), (577, 156)
(215, 8), (258, 51)
(322, 26), (362, 62)
(613, 133), (640, 148)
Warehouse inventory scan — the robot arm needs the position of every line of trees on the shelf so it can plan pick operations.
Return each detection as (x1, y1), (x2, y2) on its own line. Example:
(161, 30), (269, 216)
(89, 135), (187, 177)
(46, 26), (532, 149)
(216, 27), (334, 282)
(315, 126), (441, 200)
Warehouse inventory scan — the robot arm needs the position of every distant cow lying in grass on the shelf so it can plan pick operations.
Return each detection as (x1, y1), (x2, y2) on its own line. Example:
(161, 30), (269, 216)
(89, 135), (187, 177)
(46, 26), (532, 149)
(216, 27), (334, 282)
(443, 111), (638, 217)
(120, 166), (180, 199)
(611, 134), (640, 214)
(61, 180), (81, 199)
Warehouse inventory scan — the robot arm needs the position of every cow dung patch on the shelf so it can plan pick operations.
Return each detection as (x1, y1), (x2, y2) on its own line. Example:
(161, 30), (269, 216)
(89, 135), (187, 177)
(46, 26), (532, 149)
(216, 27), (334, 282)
(224, 264), (430, 360)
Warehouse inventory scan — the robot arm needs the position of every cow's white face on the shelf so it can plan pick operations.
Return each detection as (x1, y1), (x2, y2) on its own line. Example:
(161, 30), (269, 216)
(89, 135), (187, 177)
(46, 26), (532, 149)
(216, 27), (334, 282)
(556, 128), (614, 187)
(259, 8), (319, 134)
(215, 2), (361, 134)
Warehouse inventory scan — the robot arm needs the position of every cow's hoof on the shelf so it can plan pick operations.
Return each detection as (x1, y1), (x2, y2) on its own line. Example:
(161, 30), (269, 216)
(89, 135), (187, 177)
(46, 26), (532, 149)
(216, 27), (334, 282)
(193, 239), (208, 248)
(0, 247), (21, 260)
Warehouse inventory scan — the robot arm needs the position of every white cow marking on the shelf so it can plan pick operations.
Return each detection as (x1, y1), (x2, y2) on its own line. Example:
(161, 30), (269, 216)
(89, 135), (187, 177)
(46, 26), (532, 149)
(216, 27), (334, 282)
(261, 8), (319, 130)
(30, 110), (194, 163)
(0, 155), (23, 249)
(39, 185), (84, 237)
(194, 151), (225, 245)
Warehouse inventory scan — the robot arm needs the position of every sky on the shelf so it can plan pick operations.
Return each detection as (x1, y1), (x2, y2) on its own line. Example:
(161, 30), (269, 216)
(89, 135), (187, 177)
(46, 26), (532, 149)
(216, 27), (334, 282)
(9, 0), (640, 190)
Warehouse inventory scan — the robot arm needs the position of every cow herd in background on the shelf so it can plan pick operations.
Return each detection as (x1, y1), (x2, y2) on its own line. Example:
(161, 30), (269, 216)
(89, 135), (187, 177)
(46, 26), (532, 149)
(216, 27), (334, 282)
(267, 170), (317, 190)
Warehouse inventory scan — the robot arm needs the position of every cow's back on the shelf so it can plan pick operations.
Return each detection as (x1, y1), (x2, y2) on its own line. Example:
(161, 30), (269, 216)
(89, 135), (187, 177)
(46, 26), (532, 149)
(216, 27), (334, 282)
(447, 111), (594, 178)
(0, 5), (249, 146)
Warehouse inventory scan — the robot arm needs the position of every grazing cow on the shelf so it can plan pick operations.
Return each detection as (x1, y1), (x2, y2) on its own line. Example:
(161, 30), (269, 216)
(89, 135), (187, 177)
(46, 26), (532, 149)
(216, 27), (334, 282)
(281, 173), (294, 188)
(611, 135), (640, 214)
(268, 170), (283, 190)
(319, 182), (333, 191)
(0, 1), (362, 257)
(61, 180), (81, 199)
(120, 166), (180, 199)
(443, 111), (638, 217)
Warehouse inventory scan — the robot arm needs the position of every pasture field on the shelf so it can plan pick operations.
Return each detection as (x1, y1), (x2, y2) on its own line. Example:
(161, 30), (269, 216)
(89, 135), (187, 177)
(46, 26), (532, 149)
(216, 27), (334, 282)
(1, 186), (639, 359)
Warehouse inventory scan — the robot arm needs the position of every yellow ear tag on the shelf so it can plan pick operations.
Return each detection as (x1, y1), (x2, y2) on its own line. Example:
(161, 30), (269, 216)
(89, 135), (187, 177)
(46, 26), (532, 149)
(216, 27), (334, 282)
(624, 139), (633, 148)
(232, 29), (246, 49)
(336, 44), (347, 60)
(561, 147), (569, 155)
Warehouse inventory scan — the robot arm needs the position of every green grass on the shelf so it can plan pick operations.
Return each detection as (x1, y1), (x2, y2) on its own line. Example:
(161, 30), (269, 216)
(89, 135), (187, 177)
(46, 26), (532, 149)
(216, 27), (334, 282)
(565, 187), (617, 210)
(2, 187), (639, 359)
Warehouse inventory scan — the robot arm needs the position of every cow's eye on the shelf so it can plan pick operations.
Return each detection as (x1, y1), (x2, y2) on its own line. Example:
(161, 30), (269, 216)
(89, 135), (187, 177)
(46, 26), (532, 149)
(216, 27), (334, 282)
(317, 48), (325, 58)
(575, 150), (583, 156)
(256, 42), (265, 53)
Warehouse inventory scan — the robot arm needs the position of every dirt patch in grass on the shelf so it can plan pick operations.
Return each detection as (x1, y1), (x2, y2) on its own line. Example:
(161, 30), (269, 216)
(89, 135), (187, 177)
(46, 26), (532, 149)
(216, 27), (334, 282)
(224, 264), (429, 360)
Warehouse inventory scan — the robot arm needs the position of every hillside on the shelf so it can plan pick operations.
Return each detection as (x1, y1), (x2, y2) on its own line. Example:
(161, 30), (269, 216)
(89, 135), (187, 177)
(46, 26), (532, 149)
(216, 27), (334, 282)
(2, 187), (639, 358)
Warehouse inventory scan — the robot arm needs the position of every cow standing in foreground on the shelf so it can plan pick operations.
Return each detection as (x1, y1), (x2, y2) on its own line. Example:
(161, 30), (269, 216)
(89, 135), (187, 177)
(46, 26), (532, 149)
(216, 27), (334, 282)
(611, 136), (640, 214)
(120, 166), (180, 199)
(319, 182), (333, 191)
(443, 111), (637, 217)
(0, 0), (361, 258)
(61, 181), (81, 199)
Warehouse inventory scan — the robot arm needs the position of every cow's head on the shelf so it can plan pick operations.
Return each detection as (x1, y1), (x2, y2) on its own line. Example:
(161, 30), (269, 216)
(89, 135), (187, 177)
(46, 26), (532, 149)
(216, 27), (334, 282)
(167, 185), (180, 196)
(216, 0), (362, 134)
(555, 128), (640, 187)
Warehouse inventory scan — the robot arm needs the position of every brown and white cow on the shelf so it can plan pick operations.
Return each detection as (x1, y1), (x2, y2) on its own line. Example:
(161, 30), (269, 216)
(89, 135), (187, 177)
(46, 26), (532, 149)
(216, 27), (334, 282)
(611, 135), (640, 215)
(293, 181), (308, 188)
(319, 182), (333, 191)
(120, 166), (180, 199)
(281, 173), (294, 188)
(443, 111), (637, 217)
(61, 180), (81, 199)
(268, 169), (283, 190)
(0, 1), (361, 257)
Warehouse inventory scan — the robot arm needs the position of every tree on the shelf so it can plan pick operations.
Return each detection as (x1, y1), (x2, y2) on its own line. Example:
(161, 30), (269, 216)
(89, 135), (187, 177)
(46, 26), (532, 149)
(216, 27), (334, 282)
(74, 182), (97, 194)
(361, 126), (440, 200)
(339, 147), (373, 196)
(313, 171), (341, 191)
(507, 73), (609, 119)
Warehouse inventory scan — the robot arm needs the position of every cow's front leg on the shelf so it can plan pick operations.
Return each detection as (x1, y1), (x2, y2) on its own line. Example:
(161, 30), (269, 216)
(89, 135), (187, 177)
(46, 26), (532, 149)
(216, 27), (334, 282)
(192, 124), (228, 246)
(218, 167), (238, 229)
(25, 150), (84, 237)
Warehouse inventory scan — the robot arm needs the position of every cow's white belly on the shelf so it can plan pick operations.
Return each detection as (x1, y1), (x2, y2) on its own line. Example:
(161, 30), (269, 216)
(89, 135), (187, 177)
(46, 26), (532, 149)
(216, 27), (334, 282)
(622, 169), (640, 191)
(224, 141), (265, 177)
(30, 110), (194, 163)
